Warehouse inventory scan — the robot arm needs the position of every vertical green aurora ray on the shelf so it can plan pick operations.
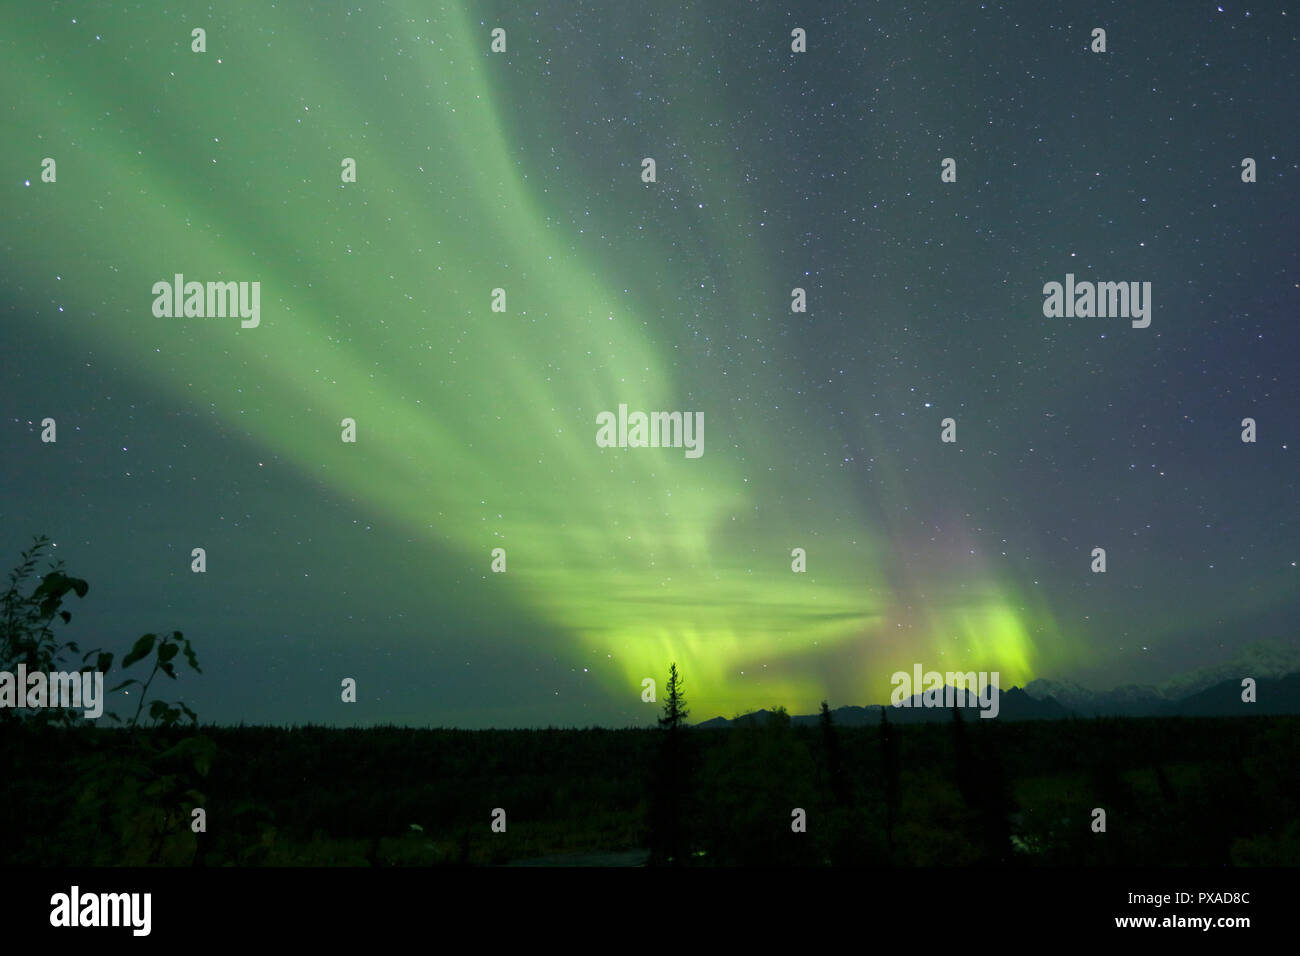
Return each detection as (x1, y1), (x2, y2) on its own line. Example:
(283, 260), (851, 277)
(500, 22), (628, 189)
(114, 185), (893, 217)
(4, 2), (1065, 720)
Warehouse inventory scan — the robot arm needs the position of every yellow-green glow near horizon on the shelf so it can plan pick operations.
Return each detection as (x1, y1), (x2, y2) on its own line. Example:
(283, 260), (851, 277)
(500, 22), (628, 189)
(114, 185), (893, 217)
(5, 2), (1078, 721)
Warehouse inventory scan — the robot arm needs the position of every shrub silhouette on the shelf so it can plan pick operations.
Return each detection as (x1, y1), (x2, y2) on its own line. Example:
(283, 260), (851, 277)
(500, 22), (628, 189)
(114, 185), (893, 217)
(0, 535), (212, 864)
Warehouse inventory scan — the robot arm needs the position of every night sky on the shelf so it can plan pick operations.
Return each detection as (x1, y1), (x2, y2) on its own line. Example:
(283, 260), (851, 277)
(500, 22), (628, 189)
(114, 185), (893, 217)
(3, 2), (1296, 728)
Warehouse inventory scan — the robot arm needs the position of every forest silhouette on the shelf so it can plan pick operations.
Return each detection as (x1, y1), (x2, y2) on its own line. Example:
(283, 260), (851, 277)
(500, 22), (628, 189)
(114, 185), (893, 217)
(2, 537), (1297, 866)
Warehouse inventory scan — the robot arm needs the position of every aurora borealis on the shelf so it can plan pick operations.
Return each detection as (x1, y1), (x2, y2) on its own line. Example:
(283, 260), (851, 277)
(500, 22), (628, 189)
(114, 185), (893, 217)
(3, 2), (1296, 728)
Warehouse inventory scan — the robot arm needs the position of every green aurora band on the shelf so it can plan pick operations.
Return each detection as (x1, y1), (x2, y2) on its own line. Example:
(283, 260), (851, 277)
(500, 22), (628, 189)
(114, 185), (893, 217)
(5, 2), (1076, 721)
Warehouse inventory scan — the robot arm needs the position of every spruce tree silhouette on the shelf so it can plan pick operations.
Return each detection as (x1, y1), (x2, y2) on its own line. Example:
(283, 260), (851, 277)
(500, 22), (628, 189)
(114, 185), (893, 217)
(657, 662), (689, 731)
(649, 662), (692, 865)
(818, 700), (850, 807)
(879, 706), (900, 861)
